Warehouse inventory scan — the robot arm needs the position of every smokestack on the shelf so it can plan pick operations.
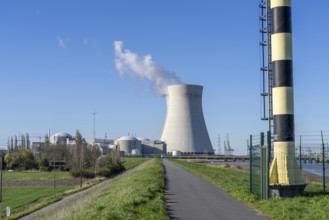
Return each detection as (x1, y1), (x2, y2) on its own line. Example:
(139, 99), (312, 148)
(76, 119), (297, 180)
(269, 0), (306, 197)
(161, 84), (213, 154)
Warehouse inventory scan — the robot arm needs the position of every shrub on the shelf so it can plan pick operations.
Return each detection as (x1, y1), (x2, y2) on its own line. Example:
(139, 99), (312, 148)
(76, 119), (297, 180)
(224, 164), (231, 168)
(70, 167), (96, 179)
(39, 166), (51, 172)
(5, 149), (37, 170)
(98, 163), (125, 177)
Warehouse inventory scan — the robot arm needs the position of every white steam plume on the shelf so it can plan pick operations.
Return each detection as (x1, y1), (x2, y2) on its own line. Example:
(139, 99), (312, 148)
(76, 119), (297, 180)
(114, 41), (182, 96)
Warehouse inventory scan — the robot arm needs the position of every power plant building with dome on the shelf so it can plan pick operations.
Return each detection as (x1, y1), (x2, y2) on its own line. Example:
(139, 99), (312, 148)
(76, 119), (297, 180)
(32, 132), (166, 157)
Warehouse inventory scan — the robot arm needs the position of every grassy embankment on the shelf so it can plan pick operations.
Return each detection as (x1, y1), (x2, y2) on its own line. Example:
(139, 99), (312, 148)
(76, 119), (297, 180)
(122, 157), (150, 170)
(2, 157), (149, 219)
(170, 159), (329, 220)
(48, 158), (168, 220)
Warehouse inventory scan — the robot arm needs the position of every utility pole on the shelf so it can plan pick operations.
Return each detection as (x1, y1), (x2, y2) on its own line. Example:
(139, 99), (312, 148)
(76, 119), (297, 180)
(321, 131), (326, 194)
(53, 137), (57, 199)
(0, 155), (3, 218)
(93, 111), (96, 144)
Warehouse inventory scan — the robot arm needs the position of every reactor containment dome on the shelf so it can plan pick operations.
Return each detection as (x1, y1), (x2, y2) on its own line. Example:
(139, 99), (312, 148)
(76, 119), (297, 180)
(161, 84), (213, 155)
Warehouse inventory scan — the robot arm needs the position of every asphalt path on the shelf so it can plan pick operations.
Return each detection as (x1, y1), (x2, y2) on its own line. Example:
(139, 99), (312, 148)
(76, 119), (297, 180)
(163, 159), (270, 220)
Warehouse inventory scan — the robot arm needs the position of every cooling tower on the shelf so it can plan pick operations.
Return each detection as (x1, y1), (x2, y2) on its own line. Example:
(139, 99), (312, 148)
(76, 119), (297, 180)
(161, 84), (214, 154)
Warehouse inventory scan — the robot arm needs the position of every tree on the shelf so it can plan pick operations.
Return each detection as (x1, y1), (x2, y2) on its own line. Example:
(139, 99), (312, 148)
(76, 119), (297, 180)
(85, 145), (101, 168)
(4, 149), (36, 170)
(7, 137), (10, 153)
(21, 134), (25, 149)
(98, 146), (125, 177)
(26, 133), (30, 149)
(14, 136), (18, 150)
(72, 130), (84, 169)
(71, 130), (85, 187)
(10, 137), (13, 151)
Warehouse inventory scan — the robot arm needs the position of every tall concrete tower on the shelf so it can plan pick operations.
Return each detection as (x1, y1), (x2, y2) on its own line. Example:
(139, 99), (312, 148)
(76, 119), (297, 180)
(269, 0), (306, 197)
(161, 84), (213, 155)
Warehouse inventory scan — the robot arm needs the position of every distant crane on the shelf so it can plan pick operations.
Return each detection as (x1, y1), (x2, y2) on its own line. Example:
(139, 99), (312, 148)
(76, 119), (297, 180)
(93, 111), (96, 143)
(224, 134), (234, 156)
(217, 134), (222, 155)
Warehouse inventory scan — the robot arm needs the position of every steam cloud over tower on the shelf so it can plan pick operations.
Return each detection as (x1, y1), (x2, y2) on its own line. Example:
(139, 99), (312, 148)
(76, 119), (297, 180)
(161, 84), (213, 154)
(269, 0), (306, 197)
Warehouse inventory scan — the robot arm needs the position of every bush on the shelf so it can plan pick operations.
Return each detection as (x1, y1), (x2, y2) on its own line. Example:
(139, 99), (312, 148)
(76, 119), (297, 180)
(97, 154), (126, 178)
(70, 167), (96, 179)
(98, 163), (125, 177)
(5, 149), (37, 170)
(39, 166), (51, 172)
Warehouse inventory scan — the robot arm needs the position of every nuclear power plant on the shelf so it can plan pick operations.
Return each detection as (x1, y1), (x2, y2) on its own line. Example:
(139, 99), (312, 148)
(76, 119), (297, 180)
(161, 84), (214, 155)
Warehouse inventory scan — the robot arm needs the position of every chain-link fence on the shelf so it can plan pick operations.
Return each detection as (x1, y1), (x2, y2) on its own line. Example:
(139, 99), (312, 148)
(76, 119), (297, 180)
(296, 131), (329, 192)
(250, 131), (329, 199)
(249, 132), (269, 199)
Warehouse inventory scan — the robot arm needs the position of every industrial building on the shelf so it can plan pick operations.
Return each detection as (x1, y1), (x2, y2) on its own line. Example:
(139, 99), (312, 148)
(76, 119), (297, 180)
(32, 132), (166, 157)
(115, 136), (166, 156)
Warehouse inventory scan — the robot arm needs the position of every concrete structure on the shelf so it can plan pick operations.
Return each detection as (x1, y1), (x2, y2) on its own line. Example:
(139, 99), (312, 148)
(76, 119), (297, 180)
(87, 138), (114, 154)
(50, 132), (74, 145)
(140, 138), (166, 156)
(161, 84), (214, 155)
(269, 0), (306, 197)
(115, 136), (141, 156)
(172, 150), (182, 157)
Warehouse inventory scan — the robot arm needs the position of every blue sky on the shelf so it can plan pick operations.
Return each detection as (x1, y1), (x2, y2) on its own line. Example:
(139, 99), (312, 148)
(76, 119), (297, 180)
(0, 1), (328, 154)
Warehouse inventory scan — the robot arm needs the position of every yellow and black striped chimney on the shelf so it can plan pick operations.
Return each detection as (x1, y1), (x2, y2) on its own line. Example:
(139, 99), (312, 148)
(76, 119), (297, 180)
(269, 0), (307, 197)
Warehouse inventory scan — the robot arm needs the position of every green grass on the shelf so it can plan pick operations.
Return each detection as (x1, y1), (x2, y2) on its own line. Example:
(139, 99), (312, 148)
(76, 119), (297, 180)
(2, 179), (105, 219)
(0, 158), (148, 218)
(1, 186), (70, 217)
(3, 171), (71, 180)
(122, 157), (150, 170)
(171, 159), (329, 220)
(66, 159), (168, 220)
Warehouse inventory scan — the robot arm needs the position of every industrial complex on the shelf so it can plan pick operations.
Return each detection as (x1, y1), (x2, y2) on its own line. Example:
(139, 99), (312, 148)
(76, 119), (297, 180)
(28, 84), (214, 158)
(31, 133), (167, 157)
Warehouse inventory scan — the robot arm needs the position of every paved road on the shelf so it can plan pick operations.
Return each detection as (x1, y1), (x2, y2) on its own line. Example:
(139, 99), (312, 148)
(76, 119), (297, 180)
(163, 159), (270, 220)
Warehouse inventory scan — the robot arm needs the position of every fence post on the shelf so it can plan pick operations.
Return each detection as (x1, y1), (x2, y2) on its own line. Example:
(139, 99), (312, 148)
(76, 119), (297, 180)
(267, 131), (271, 168)
(321, 130), (326, 194)
(260, 132), (264, 147)
(260, 132), (264, 199)
(249, 135), (252, 193)
(266, 131), (271, 199)
(0, 156), (2, 219)
(299, 135), (302, 170)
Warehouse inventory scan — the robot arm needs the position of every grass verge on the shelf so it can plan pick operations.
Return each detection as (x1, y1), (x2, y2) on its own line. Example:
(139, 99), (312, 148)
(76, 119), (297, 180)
(122, 157), (150, 170)
(57, 159), (168, 220)
(170, 159), (329, 220)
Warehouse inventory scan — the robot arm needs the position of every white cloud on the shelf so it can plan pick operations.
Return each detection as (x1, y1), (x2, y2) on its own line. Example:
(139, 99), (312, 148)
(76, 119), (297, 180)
(114, 41), (182, 96)
(57, 37), (66, 48)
